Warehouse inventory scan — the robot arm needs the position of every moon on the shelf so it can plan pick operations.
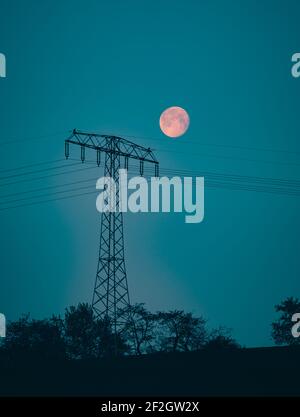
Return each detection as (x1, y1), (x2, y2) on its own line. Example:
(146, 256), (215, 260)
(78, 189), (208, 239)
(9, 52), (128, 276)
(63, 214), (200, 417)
(159, 106), (190, 138)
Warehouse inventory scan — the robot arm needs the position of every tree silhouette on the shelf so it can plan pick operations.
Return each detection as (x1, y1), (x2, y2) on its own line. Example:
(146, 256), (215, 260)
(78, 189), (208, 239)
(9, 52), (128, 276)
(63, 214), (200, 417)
(63, 303), (128, 359)
(63, 303), (98, 359)
(157, 310), (207, 352)
(271, 297), (300, 345)
(1, 314), (66, 360)
(122, 303), (157, 355)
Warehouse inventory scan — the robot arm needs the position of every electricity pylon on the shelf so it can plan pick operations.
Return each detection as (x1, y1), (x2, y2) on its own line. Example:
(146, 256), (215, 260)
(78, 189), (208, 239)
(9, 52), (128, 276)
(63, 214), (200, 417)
(65, 129), (158, 337)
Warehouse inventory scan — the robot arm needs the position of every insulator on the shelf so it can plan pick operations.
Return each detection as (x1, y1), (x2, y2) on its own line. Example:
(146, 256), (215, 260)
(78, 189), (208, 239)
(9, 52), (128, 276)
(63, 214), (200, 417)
(155, 163), (159, 177)
(81, 146), (85, 163)
(125, 156), (129, 170)
(140, 160), (144, 176)
(97, 149), (101, 166)
(65, 141), (70, 159)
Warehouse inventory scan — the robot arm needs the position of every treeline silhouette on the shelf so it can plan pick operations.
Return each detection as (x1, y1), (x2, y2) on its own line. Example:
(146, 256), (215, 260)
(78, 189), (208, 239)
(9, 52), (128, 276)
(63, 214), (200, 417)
(0, 303), (240, 360)
(0, 296), (299, 362)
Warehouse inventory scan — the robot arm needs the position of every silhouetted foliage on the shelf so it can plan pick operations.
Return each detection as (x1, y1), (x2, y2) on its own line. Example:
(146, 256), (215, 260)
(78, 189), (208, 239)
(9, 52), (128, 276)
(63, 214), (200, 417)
(63, 303), (98, 359)
(1, 314), (66, 360)
(271, 297), (300, 345)
(63, 303), (129, 359)
(205, 327), (240, 350)
(0, 303), (241, 360)
(156, 310), (208, 352)
(122, 303), (157, 355)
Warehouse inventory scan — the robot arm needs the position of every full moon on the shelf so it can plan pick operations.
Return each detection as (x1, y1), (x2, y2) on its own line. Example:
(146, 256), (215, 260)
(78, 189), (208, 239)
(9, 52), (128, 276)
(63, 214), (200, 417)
(159, 106), (190, 138)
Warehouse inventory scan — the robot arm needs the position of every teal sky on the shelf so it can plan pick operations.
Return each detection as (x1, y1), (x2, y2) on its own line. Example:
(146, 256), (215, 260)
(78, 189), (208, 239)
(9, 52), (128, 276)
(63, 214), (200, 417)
(1, 0), (300, 346)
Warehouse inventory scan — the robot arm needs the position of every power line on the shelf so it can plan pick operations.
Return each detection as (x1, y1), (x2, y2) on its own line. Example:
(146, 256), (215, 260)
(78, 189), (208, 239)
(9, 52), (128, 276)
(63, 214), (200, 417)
(0, 162), (80, 181)
(0, 131), (67, 147)
(71, 161), (300, 189)
(154, 148), (300, 168)
(123, 136), (300, 168)
(1, 176), (98, 200)
(2, 155), (300, 211)
(0, 159), (65, 174)
(2, 168), (300, 213)
(2, 162), (300, 206)
(123, 134), (300, 156)
(146, 166), (300, 188)
(138, 166), (300, 193)
(0, 183), (96, 206)
(0, 165), (98, 187)
(0, 189), (97, 212)
(0, 176), (298, 213)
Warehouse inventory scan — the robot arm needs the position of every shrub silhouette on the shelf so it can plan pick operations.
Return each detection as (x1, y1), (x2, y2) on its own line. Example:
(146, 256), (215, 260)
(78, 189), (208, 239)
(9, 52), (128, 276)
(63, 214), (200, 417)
(205, 327), (241, 350)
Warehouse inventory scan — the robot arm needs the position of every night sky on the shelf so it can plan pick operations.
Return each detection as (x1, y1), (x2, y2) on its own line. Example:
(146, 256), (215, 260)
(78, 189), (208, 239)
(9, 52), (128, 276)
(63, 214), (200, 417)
(1, 0), (300, 347)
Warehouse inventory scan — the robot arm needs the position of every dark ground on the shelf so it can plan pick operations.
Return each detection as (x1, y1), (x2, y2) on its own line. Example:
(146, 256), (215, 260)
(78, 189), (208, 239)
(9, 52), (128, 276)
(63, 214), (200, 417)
(0, 346), (299, 397)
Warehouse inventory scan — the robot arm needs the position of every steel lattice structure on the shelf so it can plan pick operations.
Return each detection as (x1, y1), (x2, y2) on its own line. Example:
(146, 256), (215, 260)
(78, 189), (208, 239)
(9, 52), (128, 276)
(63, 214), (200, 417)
(65, 129), (158, 336)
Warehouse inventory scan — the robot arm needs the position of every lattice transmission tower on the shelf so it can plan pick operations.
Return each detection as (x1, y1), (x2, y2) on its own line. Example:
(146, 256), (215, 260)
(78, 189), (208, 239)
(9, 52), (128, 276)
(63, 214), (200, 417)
(65, 129), (158, 335)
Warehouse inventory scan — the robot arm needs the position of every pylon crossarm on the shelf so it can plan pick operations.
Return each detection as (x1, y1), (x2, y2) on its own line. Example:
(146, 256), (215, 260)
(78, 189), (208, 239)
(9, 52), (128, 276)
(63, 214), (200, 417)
(66, 129), (158, 165)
